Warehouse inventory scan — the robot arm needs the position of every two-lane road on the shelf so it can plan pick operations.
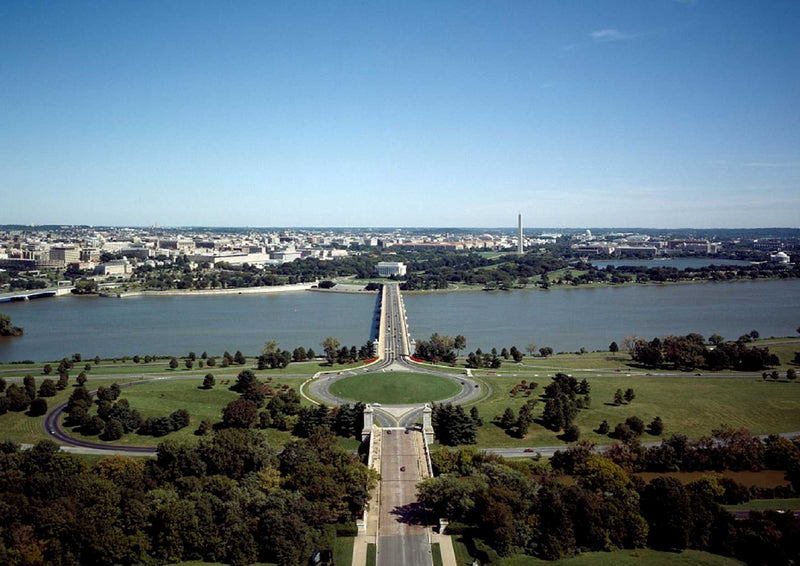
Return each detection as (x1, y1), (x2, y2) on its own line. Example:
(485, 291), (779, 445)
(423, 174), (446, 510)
(377, 429), (431, 566)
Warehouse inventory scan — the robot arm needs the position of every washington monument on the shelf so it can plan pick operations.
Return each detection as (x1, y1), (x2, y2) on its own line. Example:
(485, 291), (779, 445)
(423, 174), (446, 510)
(517, 213), (524, 254)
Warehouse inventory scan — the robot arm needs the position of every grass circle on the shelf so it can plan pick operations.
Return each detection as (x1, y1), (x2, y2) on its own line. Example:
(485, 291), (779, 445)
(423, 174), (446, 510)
(328, 372), (462, 404)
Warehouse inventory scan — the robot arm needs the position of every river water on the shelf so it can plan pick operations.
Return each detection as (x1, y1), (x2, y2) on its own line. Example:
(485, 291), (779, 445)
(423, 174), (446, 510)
(0, 280), (798, 362)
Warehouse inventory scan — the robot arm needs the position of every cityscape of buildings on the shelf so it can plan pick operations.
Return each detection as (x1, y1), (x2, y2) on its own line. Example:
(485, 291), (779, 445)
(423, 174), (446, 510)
(0, 223), (797, 290)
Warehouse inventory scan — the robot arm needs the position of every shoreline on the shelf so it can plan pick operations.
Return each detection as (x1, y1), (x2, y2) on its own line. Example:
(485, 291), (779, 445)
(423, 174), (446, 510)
(99, 282), (315, 298)
(399, 275), (796, 294)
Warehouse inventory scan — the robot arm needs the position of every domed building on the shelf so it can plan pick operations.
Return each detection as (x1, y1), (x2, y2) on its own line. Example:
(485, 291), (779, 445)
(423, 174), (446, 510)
(769, 251), (790, 264)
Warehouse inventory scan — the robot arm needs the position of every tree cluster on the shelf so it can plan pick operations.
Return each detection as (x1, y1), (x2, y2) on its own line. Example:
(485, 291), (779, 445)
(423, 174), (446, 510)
(423, 446), (800, 563)
(627, 333), (780, 371)
(414, 333), (457, 364)
(0, 427), (378, 566)
(539, 374), (590, 432)
(431, 403), (479, 445)
(0, 313), (23, 337)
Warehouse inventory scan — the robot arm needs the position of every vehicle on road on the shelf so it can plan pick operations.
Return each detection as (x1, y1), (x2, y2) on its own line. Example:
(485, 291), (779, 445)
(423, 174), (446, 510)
(400, 466), (406, 472)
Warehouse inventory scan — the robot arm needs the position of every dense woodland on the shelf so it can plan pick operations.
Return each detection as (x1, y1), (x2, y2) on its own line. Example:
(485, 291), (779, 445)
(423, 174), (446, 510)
(421, 432), (800, 565)
(0, 428), (377, 566)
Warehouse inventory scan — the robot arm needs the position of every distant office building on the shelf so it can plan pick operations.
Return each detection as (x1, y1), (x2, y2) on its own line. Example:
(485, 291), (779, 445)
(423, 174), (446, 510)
(50, 245), (80, 266)
(377, 261), (407, 277)
(271, 250), (302, 263)
(97, 258), (132, 277)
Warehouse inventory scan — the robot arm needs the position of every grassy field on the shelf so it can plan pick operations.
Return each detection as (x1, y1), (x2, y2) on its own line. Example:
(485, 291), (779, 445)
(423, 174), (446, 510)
(451, 537), (743, 566)
(328, 372), (462, 404)
(432, 542), (443, 566)
(0, 377), (140, 444)
(58, 376), (315, 449)
(725, 498), (800, 511)
(498, 549), (744, 566)
(632, 470), (788, 489)
(0, 357), (366, 379)
(333, 536), (354, 566)
(466, 371), (800, 448)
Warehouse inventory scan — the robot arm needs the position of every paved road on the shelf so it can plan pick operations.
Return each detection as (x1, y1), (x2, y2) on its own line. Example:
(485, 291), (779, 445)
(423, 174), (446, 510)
(377, 428), (432, 566)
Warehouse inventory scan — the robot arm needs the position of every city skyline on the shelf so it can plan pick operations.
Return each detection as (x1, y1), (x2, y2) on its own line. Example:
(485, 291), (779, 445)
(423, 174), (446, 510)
(2, 1), (798, 228)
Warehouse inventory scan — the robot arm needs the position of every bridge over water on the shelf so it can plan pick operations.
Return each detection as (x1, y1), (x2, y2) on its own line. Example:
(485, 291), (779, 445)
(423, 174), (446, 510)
(0, 285), (74, 303)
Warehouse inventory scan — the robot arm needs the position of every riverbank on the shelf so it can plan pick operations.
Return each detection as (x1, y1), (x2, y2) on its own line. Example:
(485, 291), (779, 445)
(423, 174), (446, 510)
(400, 274), (798, 294)
(308, 283), (378, 294)
(99, 282), (315, 298)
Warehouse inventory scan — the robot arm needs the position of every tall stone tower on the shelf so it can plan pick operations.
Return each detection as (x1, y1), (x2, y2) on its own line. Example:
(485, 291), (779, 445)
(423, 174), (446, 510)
(517, 213), (524, 254)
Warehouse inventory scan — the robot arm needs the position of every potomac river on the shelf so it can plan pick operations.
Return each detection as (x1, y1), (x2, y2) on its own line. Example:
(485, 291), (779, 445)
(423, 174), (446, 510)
(0, 279), (798, 362)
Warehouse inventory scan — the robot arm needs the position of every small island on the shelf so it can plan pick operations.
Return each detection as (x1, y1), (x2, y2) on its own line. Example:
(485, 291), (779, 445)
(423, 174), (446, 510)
(0, 313), (23, 337)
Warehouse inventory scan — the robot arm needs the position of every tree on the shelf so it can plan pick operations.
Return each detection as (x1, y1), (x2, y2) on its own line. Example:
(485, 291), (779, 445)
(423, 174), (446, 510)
(169, 357), (179, 370)
(787, 368), (797, 381)
(234, 350), (246, 365)
(38, 379), (57, 397)
(321, 337), (341, 365)
(76, 371), (87, 386)
(539, 346), (553, 358)
(708, 334), (725, 345)
(6, 384), (31, 411)
(609, 341), (619, 353)
(103, 418), (124, 441)
(23, 374), (36, 400)
(614, 389), (624, 405)
(185, 358), (194, 370)
(29, 397), (48, 416)
(0, 313), (23, 336)
(202, 373), (215, 389)
(222, 399), (258, 428)
(0, 377), (4, 393)
(235, 369), (257, 392)
(499, 407), (516, 430)
(624, 388), (635, 403)
(196, 420), (212, 436)
(526, 343), (538, 356)
(469, 406), (483, 426)
(454, 335), (466, 356)
(42, 364), (52, 375)
(641, 476), (691, 550)
(598, 420), (610, 435)
(562, 424), (580, 442)
(649, 416), (664, 436)
(292, 346), (307, 362)
(625, 416), (645, 435)
(749, 329), (760, 340)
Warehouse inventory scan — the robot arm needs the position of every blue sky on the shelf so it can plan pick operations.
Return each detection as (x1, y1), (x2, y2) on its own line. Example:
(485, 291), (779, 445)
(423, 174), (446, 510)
(1, 0), (798, 228)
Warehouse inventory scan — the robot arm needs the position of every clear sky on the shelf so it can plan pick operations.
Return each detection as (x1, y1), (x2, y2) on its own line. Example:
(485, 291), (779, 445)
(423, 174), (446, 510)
(1, 0), (798, 228)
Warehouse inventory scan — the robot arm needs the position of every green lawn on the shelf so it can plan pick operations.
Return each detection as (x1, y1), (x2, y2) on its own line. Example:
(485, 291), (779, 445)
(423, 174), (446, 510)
(366, 542), (376, 566)
(467, 372), (800, 449)
(432, 542), (444, 566)
(497, 549), (744, 566)
(725, 498), (800, 511)
(0, 377), (140, 444)
(57, 376), (312, 448)
(333, 536), (354, 566)
(451, 537), (743, 566)
(328, 372), (462, 404)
